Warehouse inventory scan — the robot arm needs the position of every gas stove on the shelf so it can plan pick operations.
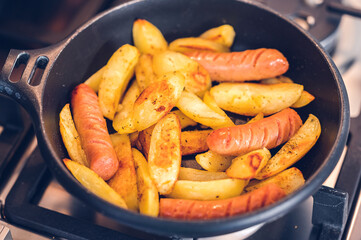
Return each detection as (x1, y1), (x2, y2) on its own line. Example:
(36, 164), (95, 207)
(1, 0), (361, 239)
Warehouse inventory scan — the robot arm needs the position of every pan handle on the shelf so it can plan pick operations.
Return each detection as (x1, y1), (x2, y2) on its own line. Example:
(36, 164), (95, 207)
(0, 43), (63, 117)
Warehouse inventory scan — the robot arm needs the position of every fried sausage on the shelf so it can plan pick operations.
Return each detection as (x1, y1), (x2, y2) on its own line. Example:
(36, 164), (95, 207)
(207, 108), (302, 156)
(184, 48), (289, 82)
(159, 183), (285, 220)
(71, 84), (119, 180)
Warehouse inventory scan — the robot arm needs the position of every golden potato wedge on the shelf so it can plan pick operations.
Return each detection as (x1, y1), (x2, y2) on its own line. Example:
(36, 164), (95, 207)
(132, 148), (159, 217)
(178, 167), (228, 181)
(133, 72), (185, 131)
(246, 167), (305, 195)
(260, 75), (293, 84)
(291, 91), (315, 108)
(113, 115), (137, 134)
(84, 66), (105, 92)
(195, 150), (233, 172)
(256, 114), (321, 179)
(247, 112), (264, 124)
(203, 91), (234, 128)
(152, 50), (211, 97)
(226, 148), (271, 180)
(59, 104), (88, 167)
(176, 91), (230, 128)
(181, 130), (212, 155)
(108, 134), (139, 211)
(63, 159), (127, 208)
(98, 44), (140, 120)
(169, 37), (229, 53)
(135, 54), (157, 91)
(199, 24), (236, 48)
(166, 178), (246, 200)
(136, 125), (155, 158)
(114, 80), (141, 121)
(148, 114), (181, 195)
(210, 83), (303, 116)
(132, 19), (168, 55)
(171, 110), (197, 129)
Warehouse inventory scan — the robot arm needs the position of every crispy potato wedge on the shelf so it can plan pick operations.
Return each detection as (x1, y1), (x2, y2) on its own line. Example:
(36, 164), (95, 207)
(152, 50), (211, 97)
(132, 148), (159, 217)
(84, 66), (105, 92)
(246, 167), (305, 195)
(135, 54), (157, 91)
(210, 83), (303, 116)
(199, 24), (235, 48)
(256, 114), (321, 179)
(98, 44), (140, 120)
(171, 110), (197, 129)
(260, 75), (293, 84)
(226, 148), (271, 180)
(203, 91), (234, 128)
(136, 125), (155, 158)
(113, 115), (137, 134)
(166, 178), (246, 200)
(148, 114), (181, 195)
(114, 81), (140, 121)
(132, 19), (168, 55)
(63, 159), (127, 208)
(181, 130), (212, 155)
(133, 72), (185, 131)
(178, 167), (228, 181)
(247, 112), (264, 124)
(59, 104), (88, 167)
(108, 134), (139, 211)
(195, 150), (233, 172)
(291, 91), (315, 108)
(169, 37), (229, 53)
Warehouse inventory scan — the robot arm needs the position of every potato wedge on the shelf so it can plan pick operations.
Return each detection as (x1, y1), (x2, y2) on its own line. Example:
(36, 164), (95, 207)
(108, 134), (138, 211)
(114, 81), (141, 121)
(203, 91), (234, 128)
(195, 150), (233, 172)
(171, 110), (197, 129)
(132, 19), (168, 55)
(59, 104), (88, 167)
(256, 114), (321, 179)
(148, 114), (181, 195)
(166, 178), (246, 200)
(181, 130), (212, 155)
(132, 148), (159, 217)
(98, 44), (140, 120)
(260, 75), (293, 85)
(246, 167), (305, 195)
(210, 83), (303, 116)
(199, 24), (236, 48)
(226, 148), (271, 180)
(152, 50), (211, 97)
(135, 54), (157, 91)
(291, 91), (315, 108)
(179, 167), (228, 181)
(133, 72), (185, 131)
(63, 159), (127, 208)
(84, 66), (105, 92)
(169, 37), (229, 53)
(136, 125), (154, 158)
(113, 115), (137, 134)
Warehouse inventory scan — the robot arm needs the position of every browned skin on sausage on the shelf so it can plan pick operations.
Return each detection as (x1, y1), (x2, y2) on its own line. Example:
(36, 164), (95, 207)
(71, 84), (119, 180)
(185, 48), (289, 82)
(159, 183), (285, 220)
(207, 108), (302, 156)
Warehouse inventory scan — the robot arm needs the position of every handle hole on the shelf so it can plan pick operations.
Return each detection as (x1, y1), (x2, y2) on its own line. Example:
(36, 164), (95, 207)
(28, 56), (49, 86)
(9, 53), (30, 83)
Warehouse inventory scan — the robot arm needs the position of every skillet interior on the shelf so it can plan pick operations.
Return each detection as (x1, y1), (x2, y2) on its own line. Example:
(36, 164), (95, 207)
(37, 0), (347, 237)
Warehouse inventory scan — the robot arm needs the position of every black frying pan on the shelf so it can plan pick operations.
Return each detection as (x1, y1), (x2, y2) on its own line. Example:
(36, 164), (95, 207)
(0, 0), (350, 237)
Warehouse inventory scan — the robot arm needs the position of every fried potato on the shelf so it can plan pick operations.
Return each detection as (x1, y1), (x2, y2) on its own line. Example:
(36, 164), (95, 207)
(169, 37), (229, 53)
(166, 178), (246, 200)
(291, 91), (315, 108)
(136, 125), (154, 158)
(98, 44), (140, 120)
(199, 24), (235, 48)
(247, 112), (264, 124)
(108, 134), (138, 211)
(148, 114), (181, 195)
(132, 19), (168, 55)
(171, 110), (197, 129)
(203, 91), (234, 128)
(260, 75), (293, 84)
(133, 72), (185, 131)
(152, 50), (211, 97)
(181, 130), (212, 155)
(176, 91), (231, 128)
(256, 114), (321, 179)
(178, 167), (228, 181)
(226, 148), (271, 180)
(195, 150), (233, 172)
(135, 54), (157, 91)
(63, 159), (127, 208)
(113, 115), (137, 134)
(59, 104), (88, 167)
(210, 83), (303, 116)
(114, 80), (141, 121)
(129, 131), (139, 147)
(84, 66), (105, 92)
(246, 167), (305, 195)
(132, 148), (159, 217)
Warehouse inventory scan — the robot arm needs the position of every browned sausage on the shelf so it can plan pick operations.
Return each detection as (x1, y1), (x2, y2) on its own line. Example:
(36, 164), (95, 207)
(207, 108), (302, 156)
(71, 84), (118, 180)
(184, 48), (289, 82)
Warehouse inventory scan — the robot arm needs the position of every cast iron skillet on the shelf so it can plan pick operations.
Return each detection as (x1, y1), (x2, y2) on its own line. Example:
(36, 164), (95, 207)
(0, 0), (350, 237)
